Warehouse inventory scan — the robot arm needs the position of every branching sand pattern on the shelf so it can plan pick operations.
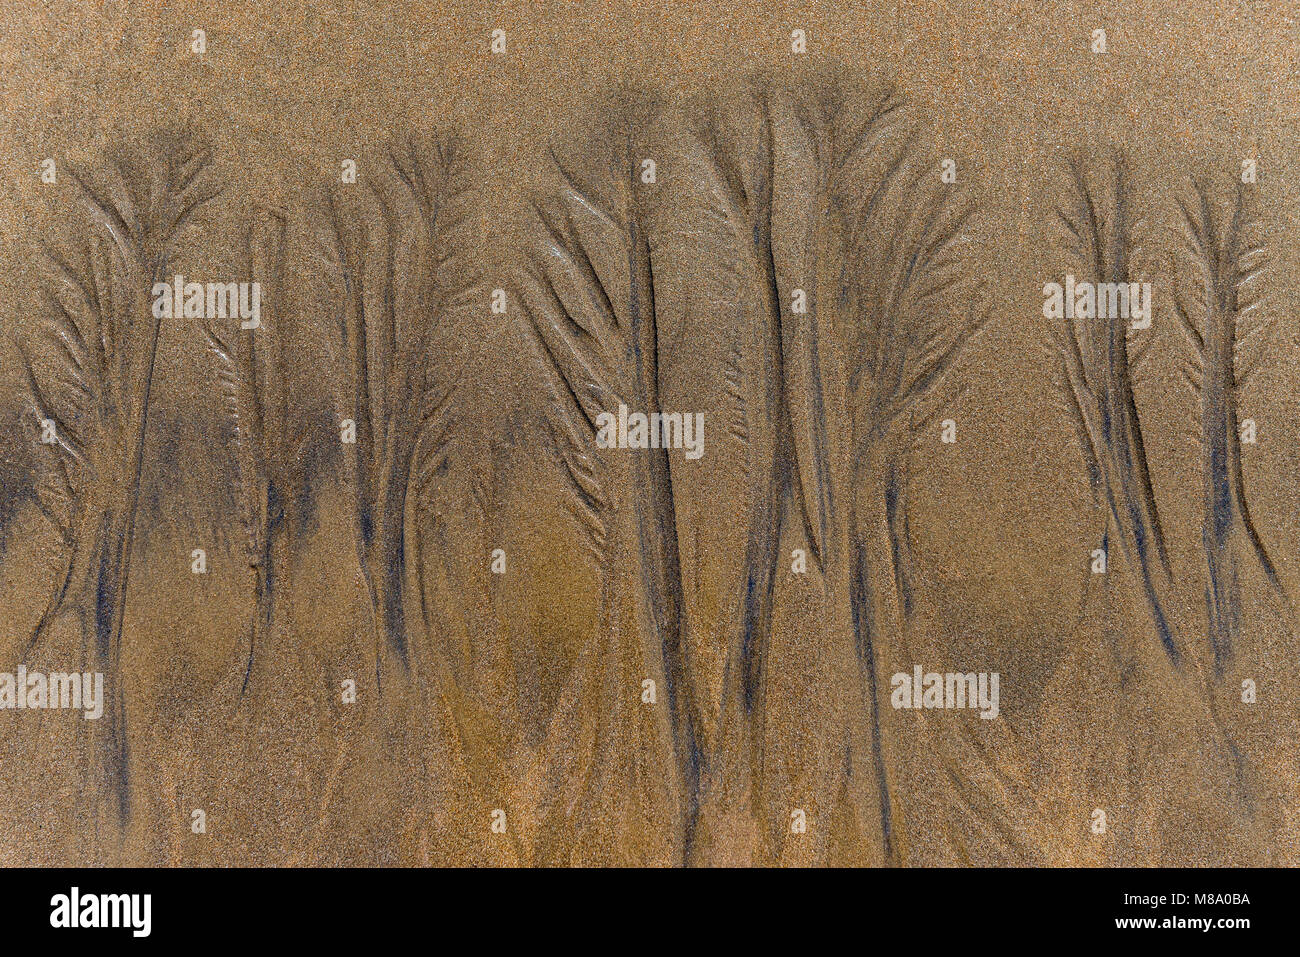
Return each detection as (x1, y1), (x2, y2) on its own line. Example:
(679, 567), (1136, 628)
(0, 27), (1297, 869)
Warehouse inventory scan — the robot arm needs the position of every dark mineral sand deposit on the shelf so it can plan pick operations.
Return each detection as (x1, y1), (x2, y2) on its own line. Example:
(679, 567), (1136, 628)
(1, 1), (1299, 866)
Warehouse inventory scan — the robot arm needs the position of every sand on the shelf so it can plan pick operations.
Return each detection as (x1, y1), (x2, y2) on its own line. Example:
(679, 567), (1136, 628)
(0, 0), (1297, 866)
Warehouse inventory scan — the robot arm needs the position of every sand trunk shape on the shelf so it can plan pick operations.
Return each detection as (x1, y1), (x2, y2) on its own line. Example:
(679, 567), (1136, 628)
(1055, 155), (1178, 664)
(56, 274), (165, 844)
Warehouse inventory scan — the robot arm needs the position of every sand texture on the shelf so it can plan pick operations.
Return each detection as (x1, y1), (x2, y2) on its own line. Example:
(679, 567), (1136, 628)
(1, 1), (1298, 866)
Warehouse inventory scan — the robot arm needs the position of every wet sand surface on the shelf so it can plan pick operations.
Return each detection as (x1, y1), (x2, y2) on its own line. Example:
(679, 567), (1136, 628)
(1, 1), (1298, 865)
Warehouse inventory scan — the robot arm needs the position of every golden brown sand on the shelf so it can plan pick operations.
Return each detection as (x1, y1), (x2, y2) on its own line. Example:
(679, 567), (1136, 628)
(0, 1), (1297, 866)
